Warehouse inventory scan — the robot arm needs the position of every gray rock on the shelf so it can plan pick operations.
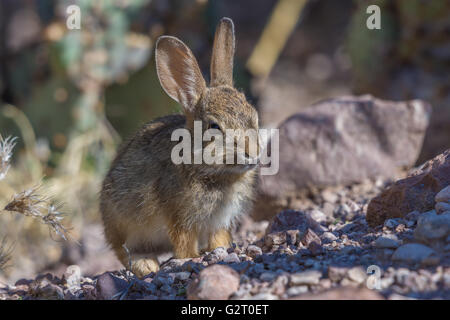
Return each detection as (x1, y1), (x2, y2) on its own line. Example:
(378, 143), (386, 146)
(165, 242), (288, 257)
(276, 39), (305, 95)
(136, 278), (157, 293)
(380, 277), (395, 290)
(266, 210), (321, 235)
(172, 272), (191, 281)
(340, 245), (357, 255)
(376, 248), (395, 260)
(29, 277), (65, 299)
(321, 190), (338, 203)
(308, 209), (327, 223)
(328, 266), (349, 282)
(152, 273), (174, 287)
(322, 232), (338, 242)
(435, 202), (450, 214)
(338, 222), (357, 233)
(300, 228), (321, 247)
(392, 243), (437, 264)
(204, 247), (228, 263)
(251, 263), (265, 274)
(347, 267), (366, 284)
(384, 218), (401, 229)
(374, 237), (400, 249)
(160, 258), (191, 272)
(271, 274), (288, 295)
(322, 202), (335, 217)
(81, 284), (96, 299)
(260, 272), (277, 282)
(435, 186), (450, 203)
(308, 241), (324, 256)
(95, 273), (128, 300)
(335, 204), (353, 220)
(406, 220), (416, 228)
(212, 247), (228, 259)
(247, 293), (279, 300)
(258, 95), (431, 198)
(414, 212), (450, 243)
(444, 273), (450, 287)
(246, 245), (262, 258)
(290, 270), (322, 285)
(40, 283), (65, 299)
(285, 230), (299, 246)
(223, 252), (240, 264)
(304, 259), (315, 268)
(232, 286), (252, 299)
(388, 293), (417, 300)
(287, 286), (308, 296)
(394, 268), (411, 285)
(405, 211), (420, 221)
(264, 232), (287, 247)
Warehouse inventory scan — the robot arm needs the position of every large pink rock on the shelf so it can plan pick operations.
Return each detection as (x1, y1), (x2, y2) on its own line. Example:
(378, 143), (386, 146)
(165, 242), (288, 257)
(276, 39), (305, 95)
(187, 264), (240, 300)
(254, 95), (431, 220)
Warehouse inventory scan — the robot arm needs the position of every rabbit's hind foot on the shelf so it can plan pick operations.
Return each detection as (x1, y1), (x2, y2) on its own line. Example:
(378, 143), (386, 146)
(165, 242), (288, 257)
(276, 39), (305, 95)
(130, 255), (160, 278)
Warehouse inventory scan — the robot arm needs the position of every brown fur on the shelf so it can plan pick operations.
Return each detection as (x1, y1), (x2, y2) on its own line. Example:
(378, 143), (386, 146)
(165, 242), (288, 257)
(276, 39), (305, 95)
(208, 228), (232, 251)
(100, 18), (259, 278)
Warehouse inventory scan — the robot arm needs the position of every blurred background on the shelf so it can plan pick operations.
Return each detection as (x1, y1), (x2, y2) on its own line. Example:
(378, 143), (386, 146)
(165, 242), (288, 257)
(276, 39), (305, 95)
(0, 0), (449, 282)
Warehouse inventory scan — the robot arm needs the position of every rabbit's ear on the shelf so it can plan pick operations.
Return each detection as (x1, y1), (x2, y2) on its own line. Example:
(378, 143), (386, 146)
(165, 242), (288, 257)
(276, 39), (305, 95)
(210, 17), (235, 87)
(156, 36), (206, 113)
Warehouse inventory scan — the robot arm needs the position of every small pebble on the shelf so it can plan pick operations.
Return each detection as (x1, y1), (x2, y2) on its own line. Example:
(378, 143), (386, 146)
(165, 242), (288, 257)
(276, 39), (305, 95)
(290, 270), (322, 285)
(287, 286), (308, 296)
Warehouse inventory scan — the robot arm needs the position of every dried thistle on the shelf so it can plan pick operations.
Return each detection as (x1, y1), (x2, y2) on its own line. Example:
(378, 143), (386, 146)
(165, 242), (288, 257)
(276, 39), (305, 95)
(3, 185), (72, 241)
(42, 204), (70, 241)
(0, 135), (17, 181)
(0, 237), (13, 271)
(4, 185), (47, 216)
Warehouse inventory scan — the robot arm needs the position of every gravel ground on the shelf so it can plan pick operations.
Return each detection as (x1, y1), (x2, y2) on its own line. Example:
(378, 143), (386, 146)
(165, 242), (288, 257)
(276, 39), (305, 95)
(1, 178), (449, 300)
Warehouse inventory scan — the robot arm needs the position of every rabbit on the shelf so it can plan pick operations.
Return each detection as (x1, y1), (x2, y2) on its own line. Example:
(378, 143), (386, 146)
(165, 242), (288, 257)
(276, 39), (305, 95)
(100, 17), (260, 278)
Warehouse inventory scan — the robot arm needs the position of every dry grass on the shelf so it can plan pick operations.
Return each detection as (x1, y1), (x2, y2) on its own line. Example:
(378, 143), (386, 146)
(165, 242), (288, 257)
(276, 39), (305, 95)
(0, 135), (17, 181)
(0, 103), (118, 280)
(0, 237), (13, 271)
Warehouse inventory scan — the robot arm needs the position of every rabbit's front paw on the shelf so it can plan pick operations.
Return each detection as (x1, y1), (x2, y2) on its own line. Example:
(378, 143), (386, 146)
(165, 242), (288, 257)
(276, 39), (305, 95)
(131, 258), (160, 278)
(207, 229), (231, 251)
(169, 226), (200, 259)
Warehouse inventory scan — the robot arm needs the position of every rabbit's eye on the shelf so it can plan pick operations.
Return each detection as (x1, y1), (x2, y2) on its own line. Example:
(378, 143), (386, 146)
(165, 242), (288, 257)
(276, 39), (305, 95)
(209, 122), (221, 130)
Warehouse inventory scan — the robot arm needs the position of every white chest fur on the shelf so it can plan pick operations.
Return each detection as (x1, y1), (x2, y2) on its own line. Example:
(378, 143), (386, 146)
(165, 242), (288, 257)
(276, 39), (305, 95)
(212, 194), (243, 229)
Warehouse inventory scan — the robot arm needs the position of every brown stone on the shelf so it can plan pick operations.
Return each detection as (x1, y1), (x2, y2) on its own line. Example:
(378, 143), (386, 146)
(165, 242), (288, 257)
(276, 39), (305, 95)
(187, 264), (240, 300)
(308, 241), (324, 256)
(367, 149), (450, 227)
(327, 266), (349, 282)
(95, 272), (128, 300)
(266, 210), (321, 235)
(300, 228), (322, 247)
(285, 229), (299, 246)
(264, 231), (287, 248)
